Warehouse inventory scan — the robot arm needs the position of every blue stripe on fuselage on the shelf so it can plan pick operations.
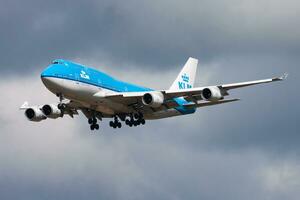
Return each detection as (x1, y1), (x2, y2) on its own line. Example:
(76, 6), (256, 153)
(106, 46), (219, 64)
(41, 59), (196, 115)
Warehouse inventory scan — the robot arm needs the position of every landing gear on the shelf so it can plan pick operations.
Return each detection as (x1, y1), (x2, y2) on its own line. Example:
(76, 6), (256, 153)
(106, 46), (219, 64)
(109, 116), (122, 129)
(124, 113), (146, 128)
(57, 93), (67, 111)
(89, 117), (99, 131)
(58, 103), (66, 110)
(90, 124), (99, 130)
(107, 113), (146, 129)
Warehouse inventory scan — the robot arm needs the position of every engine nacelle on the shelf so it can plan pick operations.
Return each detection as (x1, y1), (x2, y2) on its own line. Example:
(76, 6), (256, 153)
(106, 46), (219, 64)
(25, 107), (47, 122)
(42, 104), (63, 119)
(142, 92), (164, 108)
(201, 86), (223, 101)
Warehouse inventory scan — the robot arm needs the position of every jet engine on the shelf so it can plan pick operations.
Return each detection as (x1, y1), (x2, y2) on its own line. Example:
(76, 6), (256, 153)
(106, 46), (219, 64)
(25, 107), (47, 122)
(142, 92), (164, 108)
(42, 104), (63, 119)
(201, 86), (223, 101)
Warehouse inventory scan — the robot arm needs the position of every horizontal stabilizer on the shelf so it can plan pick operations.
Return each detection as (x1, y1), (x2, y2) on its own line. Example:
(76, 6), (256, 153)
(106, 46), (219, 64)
(183, 98), (240, 109)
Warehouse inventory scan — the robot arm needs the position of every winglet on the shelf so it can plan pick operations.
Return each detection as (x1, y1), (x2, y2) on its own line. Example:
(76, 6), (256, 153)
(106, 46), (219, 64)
(20, 101), (29, 110)
(273, 73), (288, 81)
(280, 73), (288, 80)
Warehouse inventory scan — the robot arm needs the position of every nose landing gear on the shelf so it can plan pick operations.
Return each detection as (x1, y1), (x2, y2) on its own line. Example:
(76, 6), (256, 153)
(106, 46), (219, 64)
(58, 103), (67, 110)
(56, 93), (67, 113)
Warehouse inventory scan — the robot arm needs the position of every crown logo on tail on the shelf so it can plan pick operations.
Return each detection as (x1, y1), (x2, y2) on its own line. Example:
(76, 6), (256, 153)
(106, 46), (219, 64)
(181, 73), (189, 83)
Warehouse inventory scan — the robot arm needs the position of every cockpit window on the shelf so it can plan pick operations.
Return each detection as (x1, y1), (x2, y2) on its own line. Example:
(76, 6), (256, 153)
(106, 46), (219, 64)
(52, 59), (65, 65)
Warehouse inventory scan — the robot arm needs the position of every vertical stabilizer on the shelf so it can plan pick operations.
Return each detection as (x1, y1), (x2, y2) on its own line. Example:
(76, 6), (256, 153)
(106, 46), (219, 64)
(169, 57), (198, 90)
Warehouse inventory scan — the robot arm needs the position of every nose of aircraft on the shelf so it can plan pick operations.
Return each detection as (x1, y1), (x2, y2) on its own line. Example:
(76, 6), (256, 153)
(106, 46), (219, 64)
(40, 69), (48, 80)
(41, 65), (53, 82)
(40, 65), (64, 93)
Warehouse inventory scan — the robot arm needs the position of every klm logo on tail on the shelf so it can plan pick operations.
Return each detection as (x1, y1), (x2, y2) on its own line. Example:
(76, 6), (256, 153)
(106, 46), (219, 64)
(178, 73), (192, 89)
(169, 57), (198, 91)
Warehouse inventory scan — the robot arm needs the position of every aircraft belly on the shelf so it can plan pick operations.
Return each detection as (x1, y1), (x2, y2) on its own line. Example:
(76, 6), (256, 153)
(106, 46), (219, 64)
(144, 108), (182, 120)
(98, 99), (132, 113)
(94, 101), (131, 115)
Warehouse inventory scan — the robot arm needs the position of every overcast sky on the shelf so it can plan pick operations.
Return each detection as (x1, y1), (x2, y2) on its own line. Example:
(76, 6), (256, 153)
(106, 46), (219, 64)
(0, 0), (299, 199)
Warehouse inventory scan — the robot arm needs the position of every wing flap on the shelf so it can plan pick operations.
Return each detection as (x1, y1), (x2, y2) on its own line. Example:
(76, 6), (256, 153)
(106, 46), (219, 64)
(183, 94), (202, 102)
(183, 98), (240, 109)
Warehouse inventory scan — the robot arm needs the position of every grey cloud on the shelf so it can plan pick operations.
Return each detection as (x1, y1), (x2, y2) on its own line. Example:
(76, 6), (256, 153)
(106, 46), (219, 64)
(1, 0), (300, 73)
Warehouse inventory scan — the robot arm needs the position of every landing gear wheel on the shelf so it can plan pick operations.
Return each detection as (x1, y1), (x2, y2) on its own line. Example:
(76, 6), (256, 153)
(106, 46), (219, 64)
(95, 124), (99, 130)
(92, 117), (97, 124)
(109, 121), (114, 127)
(88, 118), (93, 124)
(58, 103), (66, 110)
(141, 119), (145, 125)
(117, 122), (122, 128)
(134, 113), (139, 119)
(90, 125), (95, 130)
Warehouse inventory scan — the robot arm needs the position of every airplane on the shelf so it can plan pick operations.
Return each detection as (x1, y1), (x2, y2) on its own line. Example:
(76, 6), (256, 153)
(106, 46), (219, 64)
(20, 57), (287, 131)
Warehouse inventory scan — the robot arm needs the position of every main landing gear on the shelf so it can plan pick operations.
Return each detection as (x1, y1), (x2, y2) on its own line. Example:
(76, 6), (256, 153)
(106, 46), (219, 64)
(124, 113), (145, 127)
(125, 116), (145, 127)
(108, 113), (146, 129)
(109, 116), (122, 129)
(87, 112), (146, 130)
(88, 117), (99, 130)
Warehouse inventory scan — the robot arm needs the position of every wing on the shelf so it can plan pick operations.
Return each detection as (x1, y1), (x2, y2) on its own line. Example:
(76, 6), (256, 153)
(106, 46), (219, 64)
(93, 73), (287, 113)
(164, 73), (288, 99)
